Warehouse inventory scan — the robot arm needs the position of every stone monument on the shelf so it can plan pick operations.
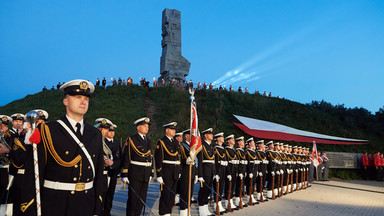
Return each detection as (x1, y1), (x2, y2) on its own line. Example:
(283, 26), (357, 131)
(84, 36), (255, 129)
(158, 8), (190, 85)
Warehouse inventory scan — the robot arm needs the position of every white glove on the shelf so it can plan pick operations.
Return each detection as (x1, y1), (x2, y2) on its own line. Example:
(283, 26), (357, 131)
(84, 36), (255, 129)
(249, 173), (253, 179)
(281, 170), (284, 175)
(295, 169), (298, 173)
(227, 175), (232, 181)
(271, 171), (275, 176)
(24, 129), (33, 145)
(186, 157), (193, 165)
(307, 168), (309, 171)
(259, 172), (263, 177)
(194, 175), (198, 184)
(245, 173), (247, 177)
(214, 175), (220, 181)
(179, 174), (181, 179)
(239, 174), (244, 180)
(198, 177), (205, 183)
(157, 177), (164, 184)
(276, 171), (280, 175)
(149, 176), (152, 182)
(290, 169), (293, 173)
(121, 177), (129, 184)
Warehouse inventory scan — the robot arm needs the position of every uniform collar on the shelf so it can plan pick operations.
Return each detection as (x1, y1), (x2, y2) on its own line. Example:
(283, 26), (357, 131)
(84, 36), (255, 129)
(66, 115), (84, 134)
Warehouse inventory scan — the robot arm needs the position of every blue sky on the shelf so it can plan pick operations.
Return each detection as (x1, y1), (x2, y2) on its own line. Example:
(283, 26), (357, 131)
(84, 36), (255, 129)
(1, 0), (383, 113)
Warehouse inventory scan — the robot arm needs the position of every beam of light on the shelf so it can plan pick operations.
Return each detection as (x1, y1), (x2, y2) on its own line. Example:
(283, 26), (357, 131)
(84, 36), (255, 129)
(213, 26), (314, 87)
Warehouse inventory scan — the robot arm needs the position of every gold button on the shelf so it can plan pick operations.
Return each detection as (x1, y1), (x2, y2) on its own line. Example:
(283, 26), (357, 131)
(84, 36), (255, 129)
(93, 154), (95, 158)
(71, 191), (75, 194)
(88, 166), (91, 169)
(74, 165), (78, 168)
(85, 190), (88, 194)
(87, 178), (90, 181)
(65, 151), (69, 155)
(73, 177), (77, 181)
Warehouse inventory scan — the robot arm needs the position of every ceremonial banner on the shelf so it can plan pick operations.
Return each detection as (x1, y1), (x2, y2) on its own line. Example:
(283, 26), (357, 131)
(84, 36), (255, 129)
(311, 141), (319, 167)
(189, 101), (202, 160)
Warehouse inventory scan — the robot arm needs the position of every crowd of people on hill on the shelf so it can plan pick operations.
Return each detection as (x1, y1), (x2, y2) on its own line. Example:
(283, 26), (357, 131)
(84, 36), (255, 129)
(41, 77), (281, 98)
(361, 151), (384, 181)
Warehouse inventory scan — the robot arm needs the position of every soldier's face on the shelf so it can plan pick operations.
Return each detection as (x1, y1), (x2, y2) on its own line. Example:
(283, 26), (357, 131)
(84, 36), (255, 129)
(228, 138), (235, 146)
(98, 127), (109, 138)
(175, 136), (183, 143)
(0, 124), (8, 132)
(165, 128), (175, 138)
(184, 134), (190, 142)
(205, 133), (213, 142)
(63, 94), (89, 117)
(12, 120), (23, 129)
(217, 137), (224, 144)
(238, 140), (244, 148)
(107, 130), (115, 139)
(137, 124), (149, 135)
(249, 141), (255, 149)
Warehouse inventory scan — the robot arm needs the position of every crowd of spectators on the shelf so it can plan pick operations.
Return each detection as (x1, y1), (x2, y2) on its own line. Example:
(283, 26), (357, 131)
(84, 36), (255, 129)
(42, 76), (281, 98)
(361, 151), (384, 181)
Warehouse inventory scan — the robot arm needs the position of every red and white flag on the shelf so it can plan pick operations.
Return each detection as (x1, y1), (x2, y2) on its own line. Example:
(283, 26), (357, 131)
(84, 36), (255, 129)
(311, 140), (320, 167)
(189, 101), (202, 160)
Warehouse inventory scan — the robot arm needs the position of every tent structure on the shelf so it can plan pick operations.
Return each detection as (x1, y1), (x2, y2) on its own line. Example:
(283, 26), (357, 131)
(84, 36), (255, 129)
(234, 114), (368, 145)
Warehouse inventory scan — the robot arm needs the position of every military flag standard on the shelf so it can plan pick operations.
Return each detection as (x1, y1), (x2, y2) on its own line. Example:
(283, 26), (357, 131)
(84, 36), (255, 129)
(189, 100), (202, 160)
(311, 141), (319, 167)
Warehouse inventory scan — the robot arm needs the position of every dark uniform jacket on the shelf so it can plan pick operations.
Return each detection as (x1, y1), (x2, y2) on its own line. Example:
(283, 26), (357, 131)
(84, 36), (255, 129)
(155, 136), (181, 180)
(236, 148), (247, 176)
(267, 150), (278, 174)
(36, 116), (104, 216)
(104, 138), (121, 176)
(225, 146), (238, 177)
(197, 141), (215, 179)
(121, 133), (153, 182)
(214, 145), (227, 177)
(245, 148), (258, 177)
(256, 150), (268, 175)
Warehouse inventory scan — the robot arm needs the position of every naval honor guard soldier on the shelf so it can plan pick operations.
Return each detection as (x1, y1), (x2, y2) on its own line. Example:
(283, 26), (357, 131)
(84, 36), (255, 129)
(0, 115), (12, 212)
(29, 79), (105, 215)
(266, 141), (278, 199)
(224, 135), (238, 211)
(155, 122), (181, 216)
(255, 140), (268, 202)
(245, 137), (259, 205)
(8, 110), (48, 216)
(103, 123), (121, 216)
(197, 128), (215, 216)
(213, 132), (227, 214)
(178, 129), (198, 216)
(234, 136), (247, 208)
(121, 117), (153, 216)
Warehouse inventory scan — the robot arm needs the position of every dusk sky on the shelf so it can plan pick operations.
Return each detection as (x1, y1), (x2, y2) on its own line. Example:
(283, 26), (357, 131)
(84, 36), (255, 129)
(1, 0), (383, 113)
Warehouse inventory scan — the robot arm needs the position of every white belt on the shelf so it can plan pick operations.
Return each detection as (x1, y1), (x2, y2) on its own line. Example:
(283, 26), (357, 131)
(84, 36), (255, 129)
(262, 160), (269, 164)
(241, 160), (248, 165)
(103, 170), (108, 175)
(283, 161), (287, 165)
(17, 169), (25, 174)
(255, 160), (261, 164)
(202, 160), (214, 164)
(297, 161), (302, 164)
(44, 180), (93, 191)
(229, 160), (239, 164)
(249, 161), (255, 164)
(131, 161), (152, 167)
(163, 160), (180, 165)
(219, 161), (228, 166)
(273, 159), (279, 164)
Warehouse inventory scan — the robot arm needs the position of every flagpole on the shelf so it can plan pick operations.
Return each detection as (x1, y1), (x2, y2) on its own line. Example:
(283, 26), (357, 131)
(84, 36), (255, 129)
(187, 87), (194, 216)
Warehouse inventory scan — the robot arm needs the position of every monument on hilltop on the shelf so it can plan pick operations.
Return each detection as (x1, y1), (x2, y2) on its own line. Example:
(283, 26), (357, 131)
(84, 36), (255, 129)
(158, 8), (190, 85)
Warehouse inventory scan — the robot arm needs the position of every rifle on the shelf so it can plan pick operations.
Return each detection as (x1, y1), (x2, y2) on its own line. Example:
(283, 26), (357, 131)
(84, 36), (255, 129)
(248, 177), (254, 206)
(301, 169), (304, 190)
(290, 172), (293, 193)
(280, 172), (284, 195)
(271, 175), (275, 200)
(286, 171), (290, 194)
(215, 180), (220, 216)
(277, 174), (281, 197)
(259, 176), (264, 202)
(227, 180), (232, 212)
(239, 178), (244, 209)
(306, 169), (309, 188)
(295, 171), (298, 191)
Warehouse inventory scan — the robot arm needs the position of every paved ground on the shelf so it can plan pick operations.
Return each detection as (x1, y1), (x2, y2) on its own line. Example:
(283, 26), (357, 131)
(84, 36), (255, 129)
(111, 180), (384, 216)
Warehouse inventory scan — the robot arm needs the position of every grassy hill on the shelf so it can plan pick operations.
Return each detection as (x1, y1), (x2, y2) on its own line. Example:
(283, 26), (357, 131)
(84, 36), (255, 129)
(1, 84), (383, 153)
